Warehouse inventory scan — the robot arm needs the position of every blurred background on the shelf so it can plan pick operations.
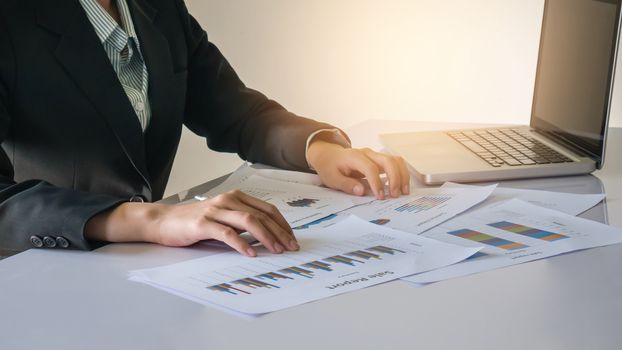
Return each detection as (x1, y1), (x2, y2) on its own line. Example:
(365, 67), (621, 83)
(165, 0), (622, 196)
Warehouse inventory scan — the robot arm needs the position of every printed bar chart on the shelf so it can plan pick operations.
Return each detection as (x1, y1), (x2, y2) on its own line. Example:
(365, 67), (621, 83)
(346, 250), (381, 260)
(367, 245), (407, 255)
(208, 283), (250, 295)
(280, 267), (315, 279)
(370, 218), (391, 226)
(257, 272), (292, 282)
(207, 244), (406, 296)
(287, 198), (319, 208)
(324, 255), (365, 266)
(394, 196), (451, 213)
(233, 278), (279, 290)
(448, 229), (528, 250)
(302, 261), (333, 272)
(488, 221), (569, 242)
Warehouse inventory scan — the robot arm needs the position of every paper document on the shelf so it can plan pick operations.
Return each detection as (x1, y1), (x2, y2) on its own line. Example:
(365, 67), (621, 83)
(204, 174), (365, 226)
(402, 199), (622, 284)
(442, 182), (605, 216)
(294, 185), (496, 234)
(129, 217), (480, 315)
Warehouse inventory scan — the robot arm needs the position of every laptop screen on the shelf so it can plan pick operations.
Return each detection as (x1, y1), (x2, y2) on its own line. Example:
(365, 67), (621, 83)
(530, 0), (621, 166)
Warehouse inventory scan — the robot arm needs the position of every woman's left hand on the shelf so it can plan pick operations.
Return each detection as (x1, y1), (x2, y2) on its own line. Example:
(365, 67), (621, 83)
(307, 140), (411, 199)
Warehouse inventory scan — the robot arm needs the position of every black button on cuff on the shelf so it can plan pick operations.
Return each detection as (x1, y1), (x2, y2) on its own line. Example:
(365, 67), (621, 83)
(30, 235), (43, 248)
(56, 237), (70, 249)
(43, 236), (57, 248)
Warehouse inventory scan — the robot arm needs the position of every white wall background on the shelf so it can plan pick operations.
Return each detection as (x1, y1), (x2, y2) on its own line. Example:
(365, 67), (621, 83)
(165, 0), (622, 196)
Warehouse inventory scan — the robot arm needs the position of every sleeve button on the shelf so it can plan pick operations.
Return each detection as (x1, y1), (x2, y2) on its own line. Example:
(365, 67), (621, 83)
(30, 235), (43, 248)
(56, 237), (70, 249)
(43, 236), (57, 248)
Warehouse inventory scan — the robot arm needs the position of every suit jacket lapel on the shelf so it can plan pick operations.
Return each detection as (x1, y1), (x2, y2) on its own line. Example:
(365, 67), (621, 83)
(129, 0), (184, 174)
(36, 0), (152, 193)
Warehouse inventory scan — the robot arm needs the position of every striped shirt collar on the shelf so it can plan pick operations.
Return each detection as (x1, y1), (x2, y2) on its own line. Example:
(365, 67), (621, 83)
(79, 0), (140, 52)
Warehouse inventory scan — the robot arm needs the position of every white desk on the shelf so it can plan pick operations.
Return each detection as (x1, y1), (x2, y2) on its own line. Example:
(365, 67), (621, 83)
(1, 121), (620, 350)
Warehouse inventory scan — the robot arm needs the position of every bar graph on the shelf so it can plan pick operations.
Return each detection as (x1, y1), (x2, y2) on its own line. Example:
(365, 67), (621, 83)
(448, 228), (528, 250)
(206, 244), (406, 296)
(287, 198), (319, 207)
(488, 221), (569, 242)
(325, 255), (365, 266)
(370, 218), (391, 226)
(394, 196), (451, 213)
(302, 261), (333, 272)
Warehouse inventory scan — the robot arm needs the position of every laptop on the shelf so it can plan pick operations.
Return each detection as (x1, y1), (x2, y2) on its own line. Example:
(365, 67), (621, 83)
(380, 0), (622, 185)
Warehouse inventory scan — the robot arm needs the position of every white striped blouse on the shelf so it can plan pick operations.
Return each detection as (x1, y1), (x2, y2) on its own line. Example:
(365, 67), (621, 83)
(79, 0), (151, 131)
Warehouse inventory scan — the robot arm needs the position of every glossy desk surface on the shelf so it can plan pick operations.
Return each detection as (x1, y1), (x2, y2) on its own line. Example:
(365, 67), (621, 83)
(1, 121), (620, 350)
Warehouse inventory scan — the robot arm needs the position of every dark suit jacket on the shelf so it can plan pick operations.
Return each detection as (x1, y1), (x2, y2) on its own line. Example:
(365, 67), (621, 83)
(0, 0), (339, 253)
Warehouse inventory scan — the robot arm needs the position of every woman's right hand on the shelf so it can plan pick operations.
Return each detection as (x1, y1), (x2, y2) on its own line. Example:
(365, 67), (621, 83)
(85, 190), (299, 257)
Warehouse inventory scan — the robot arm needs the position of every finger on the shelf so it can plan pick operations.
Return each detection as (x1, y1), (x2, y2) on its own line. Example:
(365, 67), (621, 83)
(363, 150), (402, 198)
(207, 208), (284, 254)
(213, 200), (298, 251)
(344, 150), (384, 199)
(233, 191), (294, 236)
(201, 220), (256, 257)
(396, 156), (411, 195)
(320, 169), (367, 196)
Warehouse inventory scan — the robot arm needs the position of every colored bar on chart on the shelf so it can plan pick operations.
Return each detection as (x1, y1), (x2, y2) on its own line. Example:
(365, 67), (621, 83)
(448, 228), (528, 250)
(286, 198), (319, 208)
(233, 278), (279, 289)
(394, 196), (451, 213)
(207, 283), (250, 295)
(370, 218), (391, 226)
(302, 261), (333, 272)
(279, 266), (315, 278)
(346, 250), (381, 260)
(488, 221), (569, 242)
(324, 255), (365, 266)
(293, 214), (338, 230)
(257, 272), (292, 282)
(367, 245), (406, 255)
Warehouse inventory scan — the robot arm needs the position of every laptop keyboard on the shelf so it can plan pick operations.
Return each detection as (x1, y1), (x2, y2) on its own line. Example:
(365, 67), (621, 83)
(447, 128), (574, 167)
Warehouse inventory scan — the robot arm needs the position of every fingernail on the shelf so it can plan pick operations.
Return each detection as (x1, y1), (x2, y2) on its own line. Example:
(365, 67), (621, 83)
(288, 239), (299, 251)
(403, 185), (410, 195)
(246, 248), (257, 257)
(354, 184), (364, 196)
(274, 242), (284, 253)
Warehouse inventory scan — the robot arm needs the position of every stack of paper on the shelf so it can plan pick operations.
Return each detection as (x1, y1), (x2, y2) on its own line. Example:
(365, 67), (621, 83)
(129, 217), (480, 315)
(130, 165), (618, 317)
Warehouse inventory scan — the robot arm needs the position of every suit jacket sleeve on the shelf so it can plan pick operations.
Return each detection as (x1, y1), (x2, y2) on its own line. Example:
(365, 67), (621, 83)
(175, 0), (347, 172)
(0, 17), (125, 253)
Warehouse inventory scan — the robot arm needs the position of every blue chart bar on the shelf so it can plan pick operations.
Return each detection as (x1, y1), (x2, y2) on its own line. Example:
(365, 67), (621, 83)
(207, 245), (407, 296)
(394, 196), (451, 213)
(257, 272), (292, 282)
(346, 250), (381, 260)
(324, 255), (365, 266)
(280, 267), (315, 278)
(293, 214), (338, 230)
(367, 245), (406, 255)
(208, 283), (250, 295)
(302, 261), (333, 272)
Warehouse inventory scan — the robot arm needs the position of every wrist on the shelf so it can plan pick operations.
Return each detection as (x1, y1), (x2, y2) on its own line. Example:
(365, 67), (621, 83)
(307, 140), (344, 171)
(85, 202), (165, 243)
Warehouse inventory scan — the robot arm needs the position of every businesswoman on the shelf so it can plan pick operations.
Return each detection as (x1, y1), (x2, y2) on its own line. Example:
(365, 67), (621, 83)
(0, 0), (410, 256)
